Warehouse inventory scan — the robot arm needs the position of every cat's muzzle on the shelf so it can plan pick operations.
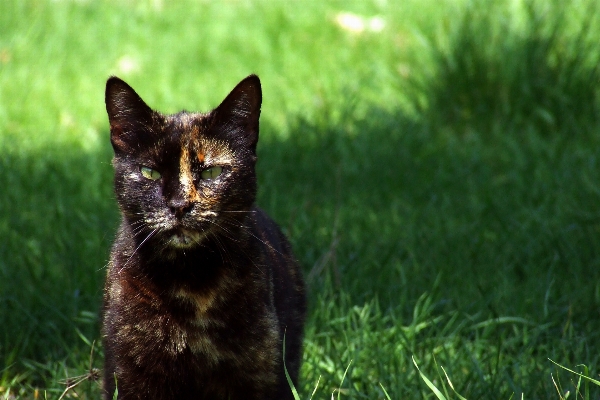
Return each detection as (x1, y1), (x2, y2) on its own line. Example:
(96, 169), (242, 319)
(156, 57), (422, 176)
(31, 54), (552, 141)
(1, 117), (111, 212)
(168, 228), (203, 248)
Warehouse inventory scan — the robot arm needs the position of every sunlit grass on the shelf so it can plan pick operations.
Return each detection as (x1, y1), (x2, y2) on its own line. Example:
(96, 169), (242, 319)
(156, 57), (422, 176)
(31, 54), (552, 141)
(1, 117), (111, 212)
(1, 0), (599, 398)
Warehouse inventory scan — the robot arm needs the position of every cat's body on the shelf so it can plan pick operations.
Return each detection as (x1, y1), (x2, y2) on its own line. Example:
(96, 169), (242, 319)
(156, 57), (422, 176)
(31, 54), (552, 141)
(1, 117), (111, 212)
(102, 75), (305, 400)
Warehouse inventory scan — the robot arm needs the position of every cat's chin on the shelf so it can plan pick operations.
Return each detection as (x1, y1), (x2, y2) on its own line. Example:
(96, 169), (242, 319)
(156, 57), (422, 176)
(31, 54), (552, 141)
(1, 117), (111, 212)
(167, 229), (204, 249)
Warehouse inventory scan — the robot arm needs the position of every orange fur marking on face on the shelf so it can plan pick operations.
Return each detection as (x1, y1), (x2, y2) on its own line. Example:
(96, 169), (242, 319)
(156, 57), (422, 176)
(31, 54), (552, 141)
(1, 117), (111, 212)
(179, 146), (200, 202)
(198, 152), (205, 163)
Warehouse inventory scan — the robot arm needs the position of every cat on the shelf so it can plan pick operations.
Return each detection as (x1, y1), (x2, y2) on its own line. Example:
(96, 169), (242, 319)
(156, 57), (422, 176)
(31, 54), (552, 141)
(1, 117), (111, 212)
(102, 74), (306, 400)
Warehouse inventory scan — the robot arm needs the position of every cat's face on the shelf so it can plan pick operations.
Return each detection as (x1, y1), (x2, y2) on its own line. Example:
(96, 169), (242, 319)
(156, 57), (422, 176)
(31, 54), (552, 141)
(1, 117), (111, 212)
(106, 76), (261, 252)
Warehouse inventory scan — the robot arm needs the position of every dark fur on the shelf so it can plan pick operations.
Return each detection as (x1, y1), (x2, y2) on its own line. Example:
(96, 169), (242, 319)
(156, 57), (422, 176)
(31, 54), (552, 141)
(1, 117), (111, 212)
(102, 75), (306, 400)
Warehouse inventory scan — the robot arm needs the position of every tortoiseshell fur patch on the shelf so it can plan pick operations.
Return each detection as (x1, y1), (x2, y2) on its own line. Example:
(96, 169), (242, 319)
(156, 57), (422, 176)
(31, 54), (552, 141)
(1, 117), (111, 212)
(102, 75), (306, 400)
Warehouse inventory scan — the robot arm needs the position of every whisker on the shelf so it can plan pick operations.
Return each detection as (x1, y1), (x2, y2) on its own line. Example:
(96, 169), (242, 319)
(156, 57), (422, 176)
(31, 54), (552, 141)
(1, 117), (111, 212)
(206, 219), (268, 276)
(219, 217), (287, 259)
(119, 228), (158, 273)
(209, 220), (240, 243)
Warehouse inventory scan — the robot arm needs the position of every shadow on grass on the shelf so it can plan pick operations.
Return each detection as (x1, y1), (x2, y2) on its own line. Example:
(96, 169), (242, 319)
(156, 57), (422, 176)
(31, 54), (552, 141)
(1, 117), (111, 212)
(260, 105), (600, 308)
(1, 103), (600, 396)
(421, 0), (600, 135)
(0, 143), (116, 384)
(258, 106), (600, 397)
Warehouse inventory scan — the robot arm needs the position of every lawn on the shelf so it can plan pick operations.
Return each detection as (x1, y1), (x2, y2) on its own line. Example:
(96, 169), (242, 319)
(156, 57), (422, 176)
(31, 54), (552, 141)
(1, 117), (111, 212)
(1, 0), (600, 398)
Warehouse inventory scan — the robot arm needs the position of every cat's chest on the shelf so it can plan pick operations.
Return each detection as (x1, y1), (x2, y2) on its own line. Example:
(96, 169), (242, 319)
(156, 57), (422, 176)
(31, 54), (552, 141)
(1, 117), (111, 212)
(170, 281), (231, 329)
(166, 286), (228, 365)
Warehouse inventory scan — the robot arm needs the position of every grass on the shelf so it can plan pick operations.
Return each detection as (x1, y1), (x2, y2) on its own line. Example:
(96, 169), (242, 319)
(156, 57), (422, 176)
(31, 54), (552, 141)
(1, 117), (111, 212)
(1, 0), (600, 398)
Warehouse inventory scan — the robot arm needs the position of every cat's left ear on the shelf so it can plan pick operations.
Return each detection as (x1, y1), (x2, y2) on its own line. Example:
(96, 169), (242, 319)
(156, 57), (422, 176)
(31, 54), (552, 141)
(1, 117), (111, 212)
(213, 75), (262, 150)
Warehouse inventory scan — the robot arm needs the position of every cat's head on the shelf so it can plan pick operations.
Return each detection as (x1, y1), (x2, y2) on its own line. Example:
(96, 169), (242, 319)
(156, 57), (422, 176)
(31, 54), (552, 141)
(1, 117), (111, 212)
(106, 75), (261, 252)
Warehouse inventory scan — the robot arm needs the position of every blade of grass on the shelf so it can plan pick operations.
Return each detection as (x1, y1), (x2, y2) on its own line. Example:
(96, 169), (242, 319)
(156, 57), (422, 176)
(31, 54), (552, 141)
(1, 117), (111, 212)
(440, 365), (468, 400)
(334, 360), (352, 400)
(379, 382), (392, 400)
(549, 359), (600, 386)
(412, 355), (447, 400)
(282, 332), (301, 400)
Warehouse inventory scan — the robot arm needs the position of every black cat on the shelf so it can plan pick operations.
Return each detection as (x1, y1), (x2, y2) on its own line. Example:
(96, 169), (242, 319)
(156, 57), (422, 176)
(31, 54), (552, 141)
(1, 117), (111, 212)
(102, 75), (306, 400)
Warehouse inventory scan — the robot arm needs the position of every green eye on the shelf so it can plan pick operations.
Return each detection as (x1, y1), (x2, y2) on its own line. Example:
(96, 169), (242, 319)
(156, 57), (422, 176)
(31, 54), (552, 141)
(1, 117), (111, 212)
(140, 166), (161, 180)
(201, 166), (223, 180)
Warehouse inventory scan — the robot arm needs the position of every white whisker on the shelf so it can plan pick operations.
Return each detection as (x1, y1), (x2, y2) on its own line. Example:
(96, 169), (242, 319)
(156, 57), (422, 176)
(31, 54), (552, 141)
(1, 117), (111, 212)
(220, 217), (287, 259)
(119, 228), (158, 273)
(205, 218), (268, 276)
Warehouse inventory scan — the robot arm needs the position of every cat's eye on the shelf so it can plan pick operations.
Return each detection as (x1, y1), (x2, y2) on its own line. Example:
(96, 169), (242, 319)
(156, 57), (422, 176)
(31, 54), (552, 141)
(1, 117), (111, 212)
(140, 166), (161, 180)
(201, 166), (223, 180)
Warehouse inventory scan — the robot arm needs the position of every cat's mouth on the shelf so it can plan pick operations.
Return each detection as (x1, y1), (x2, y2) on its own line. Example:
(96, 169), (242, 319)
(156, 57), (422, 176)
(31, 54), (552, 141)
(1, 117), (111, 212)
(167, 228), (204, 249)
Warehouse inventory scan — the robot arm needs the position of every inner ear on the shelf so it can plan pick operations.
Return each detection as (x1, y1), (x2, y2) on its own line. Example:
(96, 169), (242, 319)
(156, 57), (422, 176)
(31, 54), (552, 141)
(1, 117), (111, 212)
(212, 75), (262, 148)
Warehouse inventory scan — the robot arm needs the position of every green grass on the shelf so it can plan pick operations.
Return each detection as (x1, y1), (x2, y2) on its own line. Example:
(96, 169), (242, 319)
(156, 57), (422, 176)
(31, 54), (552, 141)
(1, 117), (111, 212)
(1, 0), (600, 398)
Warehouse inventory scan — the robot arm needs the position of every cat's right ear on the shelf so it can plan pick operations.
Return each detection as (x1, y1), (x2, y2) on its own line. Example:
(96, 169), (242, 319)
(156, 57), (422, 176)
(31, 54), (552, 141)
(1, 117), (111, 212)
(105, 77), (154, 152)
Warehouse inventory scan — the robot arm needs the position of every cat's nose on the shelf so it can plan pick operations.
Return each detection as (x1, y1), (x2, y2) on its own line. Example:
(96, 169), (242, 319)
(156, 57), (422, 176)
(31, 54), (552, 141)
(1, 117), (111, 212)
(168, 199), (193, 217)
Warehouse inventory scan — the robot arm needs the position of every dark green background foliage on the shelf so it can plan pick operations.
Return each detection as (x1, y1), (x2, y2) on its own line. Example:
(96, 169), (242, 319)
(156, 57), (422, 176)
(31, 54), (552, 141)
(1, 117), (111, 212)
(1, 0), (599, 398)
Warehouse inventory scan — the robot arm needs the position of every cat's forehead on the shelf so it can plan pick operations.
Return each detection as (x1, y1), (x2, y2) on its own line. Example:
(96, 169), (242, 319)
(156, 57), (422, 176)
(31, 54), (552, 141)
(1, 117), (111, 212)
(162, 112), (209, 145)
(161, 112), (235, 164)
(164, 111), (208, 134)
